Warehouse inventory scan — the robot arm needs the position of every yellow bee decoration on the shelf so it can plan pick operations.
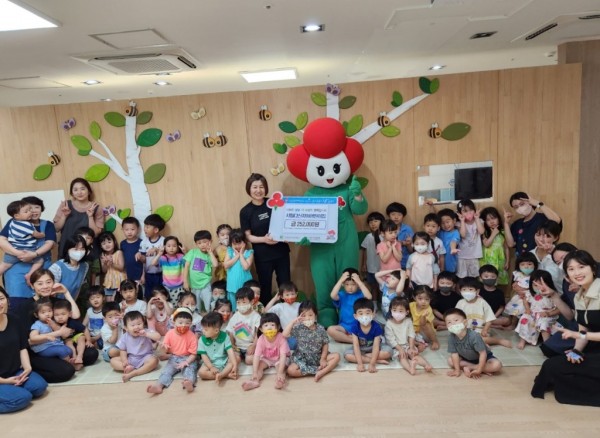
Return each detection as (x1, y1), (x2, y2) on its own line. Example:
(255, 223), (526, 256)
(191, 107), (206, 120)
(429, 122), (441, 138)
(270, 163), (285, 176)
(215, 131), (228, 147)
(47, 151), (61, 166)
(259, 105), (272, 121)
(202, 133), (215, 148)
(377, 112), (390, 127)
(125, 101), (138, 117)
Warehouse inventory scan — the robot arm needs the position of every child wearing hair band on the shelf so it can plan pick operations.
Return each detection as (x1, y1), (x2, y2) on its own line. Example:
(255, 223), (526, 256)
(283, 300), (340, 382)
(152, 235), (186, 303)
(214, 224), (232, 281)
(406, 232), (439, 290)
(377, 220), (402, 272)
(99, 231), (126, 302)
(223, 228), (254, 311)
(456, 199), (484, 279)
(173, 292), (203, 336)
(385, 297), (432, 374)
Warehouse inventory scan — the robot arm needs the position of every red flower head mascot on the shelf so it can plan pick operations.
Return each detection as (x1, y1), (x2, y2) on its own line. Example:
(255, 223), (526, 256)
(287, 118), (368, 327)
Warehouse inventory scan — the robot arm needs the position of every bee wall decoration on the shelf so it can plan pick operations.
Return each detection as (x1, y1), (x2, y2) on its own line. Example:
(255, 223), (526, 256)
(215, 131), (227, 147)
(48, 151), (61, 166)
(125, 101), (137, 117)
(377, 112), (391, 127)
(259, 105), (272, 121)
(429, 122), (442, 138)
(202, 133), (216, 148)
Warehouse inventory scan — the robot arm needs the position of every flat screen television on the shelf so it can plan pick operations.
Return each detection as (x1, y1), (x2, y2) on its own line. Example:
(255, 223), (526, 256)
(454, 167), (492, 200)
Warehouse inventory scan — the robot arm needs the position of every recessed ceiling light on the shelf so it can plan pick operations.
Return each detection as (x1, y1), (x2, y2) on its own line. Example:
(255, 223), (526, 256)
(154, 81), (171, 86)
(301, 24), (324, 33)
(100, 98), (112, 102)
(83, 79), (101, 85)
(0, 0), (59, 31)
(155, 73), (171, 76)
(429, 65), (446, 71)
(240, 68), (297, 83)
(470, 31), (497, 39)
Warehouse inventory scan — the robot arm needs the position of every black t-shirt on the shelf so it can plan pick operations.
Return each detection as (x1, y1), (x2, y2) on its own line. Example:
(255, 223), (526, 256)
(0, 315), (27, 378)
(479, 288), (506, 314)
(510, 212), (546, 257)
(239, 200), (289, 262)
(66, 318), (86, 336)
(432, 292), (461, 314)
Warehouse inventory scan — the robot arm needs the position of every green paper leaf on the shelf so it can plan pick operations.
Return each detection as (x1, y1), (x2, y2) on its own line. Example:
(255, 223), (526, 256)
(346, 115), (363, 137)
(71, 135), (92, 156)
(33, 164), (52, 181)
(311, 92), (326, 107)
(284, 135), (301, 147)
(441, 123), (471, 141)
(419, 77), (431, 94)
(273, 143), (287, 154)
(144, 163), (167, 184)
(117, 208), (131, 219)
(136, 111), (153, 125)
(137, 128), (162, 147)
(85, 164), (110, 182)
(295, 112), (308, 130)
(356, 176), (369, 189)
(430, 78), (440, 94)
(338, 95), (357, 109)
(278, 121), (297, 133)
(104, 217), (116, 233)
(154, 205), (174, 222)
(391, 91), (403, 107)
(381, 125), (401, 137)
(89, 121), (101, 140)
(104, 112), (125, 127)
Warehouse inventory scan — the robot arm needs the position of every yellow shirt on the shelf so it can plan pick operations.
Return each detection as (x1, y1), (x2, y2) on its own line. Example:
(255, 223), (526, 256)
(409, 302), (434, 333)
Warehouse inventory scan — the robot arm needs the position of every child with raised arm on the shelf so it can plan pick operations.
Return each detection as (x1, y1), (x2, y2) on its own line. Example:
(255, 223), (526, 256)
(283, 300), (340, 382)
(214, 223), (232, 281)
(146, 285), (173, 336)
(242, 313), (289, 390)
(265, 281), (301, 330)
(344, 298), (393, 372)
(111, 311), (160, 382)
(445, 308), (503, 378)
(119, 279), (147, 316)
(374, 269), (408, 316)
(226, 287), (261, 365)
(209, 280), (227, 311)
(361, 211), (385, 304)
(198, 312), (238, 382)
(423, 213), (447, 272)
(385, 297), (432, 375)
(29, 298), (73, 362)
(327, 268), (372, 343)
(147, 307), (198, 394)
(377, 220), (402, 272)
(243, 279), (265, 314)
(183, 230), (219, 314)
(223, 229), (254, 310)
(456, 199), (484, 278)
(99, 231), (126, 302)
(386, 202), (414, 269)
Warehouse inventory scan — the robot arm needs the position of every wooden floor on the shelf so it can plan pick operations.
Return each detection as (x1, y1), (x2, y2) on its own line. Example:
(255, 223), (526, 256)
(3, 367), (598, 437)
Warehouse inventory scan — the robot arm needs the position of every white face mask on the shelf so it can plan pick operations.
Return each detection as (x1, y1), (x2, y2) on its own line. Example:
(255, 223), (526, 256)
(391, 311), (406, 322)
(414, 244), (428, 254)
(237, 304), (251, 313)
(357, 315), (372, 326)
(302, 319), (315, 327)
(461, 291), (477, 302)
(516, 205), (533, 217)
(448, 323), (465, 335)
(69, 249), (85, 262)
(219, 237), (229, 246)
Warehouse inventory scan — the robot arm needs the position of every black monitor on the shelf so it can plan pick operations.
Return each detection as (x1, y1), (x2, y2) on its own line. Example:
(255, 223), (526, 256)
(454, 167), (492, 200)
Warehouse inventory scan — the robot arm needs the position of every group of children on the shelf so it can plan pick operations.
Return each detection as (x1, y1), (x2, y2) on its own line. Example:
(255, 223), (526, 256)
(21, 192), (567, 391)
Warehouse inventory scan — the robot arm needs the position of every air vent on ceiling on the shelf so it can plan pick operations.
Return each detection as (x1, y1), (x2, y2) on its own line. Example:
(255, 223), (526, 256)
(579, 14), (600, 20)
(525, 23), (558, 41)
(72, 48), (198, 75)
(470, 31), (497, 39)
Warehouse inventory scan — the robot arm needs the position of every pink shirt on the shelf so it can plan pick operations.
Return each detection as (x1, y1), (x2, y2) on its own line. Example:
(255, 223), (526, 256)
(254, 333), (290, 362)
(376, 241), (402, 271)
(162, 329), (197, 356)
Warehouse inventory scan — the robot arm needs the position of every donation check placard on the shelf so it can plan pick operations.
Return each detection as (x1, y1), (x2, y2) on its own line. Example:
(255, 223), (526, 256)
(267, 194), (338, 243)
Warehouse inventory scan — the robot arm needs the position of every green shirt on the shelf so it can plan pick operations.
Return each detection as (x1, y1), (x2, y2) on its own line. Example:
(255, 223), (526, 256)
(183, 248), (213, 289)
(197, 331), (232, 370)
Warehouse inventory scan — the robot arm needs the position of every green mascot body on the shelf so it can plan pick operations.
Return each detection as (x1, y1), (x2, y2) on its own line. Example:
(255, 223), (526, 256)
(287, 117), (367, 327)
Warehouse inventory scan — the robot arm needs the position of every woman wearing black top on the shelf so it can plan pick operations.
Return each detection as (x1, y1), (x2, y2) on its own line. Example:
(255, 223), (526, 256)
(239, 173), (290, 305)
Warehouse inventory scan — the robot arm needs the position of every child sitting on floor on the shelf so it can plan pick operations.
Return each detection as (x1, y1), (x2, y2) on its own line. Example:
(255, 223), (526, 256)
(409, 286), (440, 351)
(374, 269), (408, 316)
(431, 272), (460, 330)
(226, 287), (261, 365)
(198, 312), (237, 382)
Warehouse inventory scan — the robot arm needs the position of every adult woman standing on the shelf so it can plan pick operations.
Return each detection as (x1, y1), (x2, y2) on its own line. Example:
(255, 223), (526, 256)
(53, 178), (103, 257)
(240, 174), (290, 305)
(0, 287), (48, 414)
(531, 250), (600, 406)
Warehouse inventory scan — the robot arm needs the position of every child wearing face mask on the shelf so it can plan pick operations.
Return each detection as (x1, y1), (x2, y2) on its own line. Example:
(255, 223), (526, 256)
(242, 313), (289, 390)
(226, 287), (261, 365)
(48, 235), (89, 301)
(265, 281), (301, 330)
(214, 299), (233, 325)
(515, 270), (561, 350)
(209, 280), (227, 311)
(223, 229), (254, 311)
(432, 272), (461, 330)
(504, 253), (539, 328)
(478, 265), (511, 330)
(385, 297), (432, 375)
(456, 277), (512, 348)
(214, 224), (232, 281)
(456, 199), (484, 279)
(147, 308), (198, 394)
(444, 308), (503, 379)
(406, 232), (439, 290)
(283, 300), (340, 382)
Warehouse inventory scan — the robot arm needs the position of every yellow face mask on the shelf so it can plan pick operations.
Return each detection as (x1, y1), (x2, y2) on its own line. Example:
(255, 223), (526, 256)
(263, 329), (278, 340)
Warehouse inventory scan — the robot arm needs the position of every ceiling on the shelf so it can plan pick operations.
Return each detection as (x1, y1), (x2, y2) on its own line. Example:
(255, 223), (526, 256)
(0, 0), (599, 107)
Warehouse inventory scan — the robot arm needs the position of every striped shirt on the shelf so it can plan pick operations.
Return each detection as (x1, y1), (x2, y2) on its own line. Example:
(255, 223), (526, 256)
(8, 220), (37, 250)
(159, 254), (185, 289)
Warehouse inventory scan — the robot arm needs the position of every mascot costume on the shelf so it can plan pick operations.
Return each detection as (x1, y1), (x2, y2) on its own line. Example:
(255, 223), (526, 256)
(287, 117), (367, 327)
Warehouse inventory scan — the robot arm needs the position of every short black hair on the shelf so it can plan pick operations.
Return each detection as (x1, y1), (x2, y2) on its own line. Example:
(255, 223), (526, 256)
(509, 192), (529, 206)
(343, 267), (359, 279)
(7, 200), (27, 217)
(479, 264), (499, 276)
(381, 219), (399, 233)
(298, 300), (318, 316)
(456, 199), (475, 213)
(386, 202), (407, 217)
(122, 216), (140, 228)
(443, 308), (466, 319)
(438, 208), (457, 221)
(119, 279), (138, 292)
(123, 310), (144, 326)
(229, 228), (246, 244)
(144, 214), (166, 231)
(259, 312), (281, 330)
(389, 297), (409, 313)
(413, 285), (432, 299)
(279, 281), (298, 293)
(353, 297), (374, 313)
(88, 286), (105, 298)
(21, 196), (45, 212)
(423, 213), (441, 226)
(173, 310), (193, 322)
(243, 279), (260, 289)
(102, 301), (120, 316)
(515, 252), (539, 271)
(536, 220), (563, 238)
(458, 277), (481, 290)
(52, 299), (72, 312)
(201, 311), (224, 328)
(193, 230), (211, 242)
(211, 280), (226, 291)
(438, 271), (457, 283)
(235, 286), (255, 302)
(76, 226), (95, 238)
(563, 250), (597, 282)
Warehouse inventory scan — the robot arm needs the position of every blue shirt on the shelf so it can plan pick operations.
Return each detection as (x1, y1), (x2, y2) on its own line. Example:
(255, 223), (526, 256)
(438, 229), (460, 273)
(333, 290), (365, 332)
(396, 223), (414, 269)
(348, 320), (384, 348)
(121, 238), (143, 281)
